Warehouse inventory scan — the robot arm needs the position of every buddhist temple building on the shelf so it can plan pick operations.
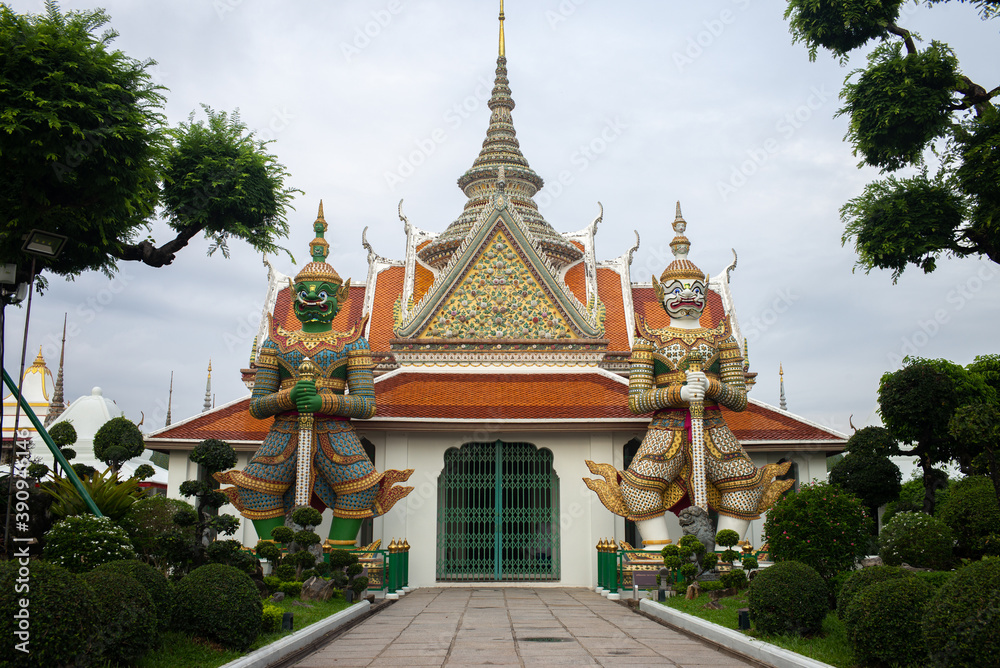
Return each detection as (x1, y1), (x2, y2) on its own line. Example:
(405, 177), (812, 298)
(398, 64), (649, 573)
(2, 348), (55, 448)
(146, 7), (846, 587)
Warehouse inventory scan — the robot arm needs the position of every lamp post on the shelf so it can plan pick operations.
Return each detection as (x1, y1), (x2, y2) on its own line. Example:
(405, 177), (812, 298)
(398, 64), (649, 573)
(2, 230), (68, 555)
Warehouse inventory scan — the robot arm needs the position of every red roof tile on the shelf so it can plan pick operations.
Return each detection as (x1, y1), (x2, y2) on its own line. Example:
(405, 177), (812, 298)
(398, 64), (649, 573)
(368, 266), (404, 351)
(597, 267), (629, 351)
(564, 262), (586, 304)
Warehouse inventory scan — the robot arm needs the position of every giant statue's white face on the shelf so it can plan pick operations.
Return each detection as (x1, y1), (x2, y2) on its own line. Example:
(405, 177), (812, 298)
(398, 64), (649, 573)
(662, 279), (706, 321)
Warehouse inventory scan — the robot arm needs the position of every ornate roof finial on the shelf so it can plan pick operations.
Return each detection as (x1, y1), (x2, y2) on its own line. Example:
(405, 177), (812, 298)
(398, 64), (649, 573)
(166, 371), (174, 427)
(249, 336), (258, 367)
(416, 3), (582, 270)
(203, 360), (212, 413)
(499, 0), (505, 57)
(779, 363), (787, 411)
(743, 338), (750, 370)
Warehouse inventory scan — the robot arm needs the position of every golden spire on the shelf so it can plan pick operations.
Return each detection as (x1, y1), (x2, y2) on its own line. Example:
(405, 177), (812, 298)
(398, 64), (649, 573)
(499, 0), (505, 57)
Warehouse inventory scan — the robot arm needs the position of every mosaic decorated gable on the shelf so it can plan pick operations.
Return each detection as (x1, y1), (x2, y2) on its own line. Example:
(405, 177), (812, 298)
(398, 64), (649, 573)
(395, 204), (602, 341)
(419, 227), (576, 340)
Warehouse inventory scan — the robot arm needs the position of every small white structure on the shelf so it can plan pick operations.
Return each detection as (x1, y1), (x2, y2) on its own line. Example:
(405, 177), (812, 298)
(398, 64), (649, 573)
(2, 349), (55, 445)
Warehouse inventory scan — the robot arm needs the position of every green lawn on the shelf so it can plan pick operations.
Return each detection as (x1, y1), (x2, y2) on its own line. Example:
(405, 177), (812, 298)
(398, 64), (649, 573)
(138, 597), (353, 668)
(660, 592), (856, 668)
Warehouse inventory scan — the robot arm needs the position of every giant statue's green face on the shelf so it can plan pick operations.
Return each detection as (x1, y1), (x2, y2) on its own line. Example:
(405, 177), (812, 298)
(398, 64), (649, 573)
(293, 280), (341, 325)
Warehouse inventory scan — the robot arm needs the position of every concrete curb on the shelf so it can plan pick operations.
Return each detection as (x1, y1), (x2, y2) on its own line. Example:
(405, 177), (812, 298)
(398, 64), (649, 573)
(639, 599), (836, 668)
(220, 600), (372, 668)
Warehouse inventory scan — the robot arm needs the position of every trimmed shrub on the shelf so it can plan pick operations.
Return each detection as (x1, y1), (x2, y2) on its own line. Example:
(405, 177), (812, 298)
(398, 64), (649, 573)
(836, 564), (912, 620)
(844, 577), (933, 666)
(81, 569), (159, 664)
(879, 511), (954, 569)
(172, 563), (262, 650)
(719, 568), (748, 590)
(261, 603), (284, 633)
(913, 570), (955, 590)
(275, 563), (297, 582)
(763, 481), (872, 583)
(263, 575), (282, 593)
(0, 560), (100, 667)
(95, 559), (174, 633)
(922, 558), (1000, 668)
(937, 475), (1000, 560)
(42, 514), (136, 572)
(278, 580), (303, 598)
(117, 495), (196, 565)
(748, 561), (828, 636)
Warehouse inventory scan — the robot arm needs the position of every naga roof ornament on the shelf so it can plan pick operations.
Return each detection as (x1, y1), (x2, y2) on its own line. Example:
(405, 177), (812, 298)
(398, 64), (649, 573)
(659, 201), (706, 283)
(417, 2), (582, 270)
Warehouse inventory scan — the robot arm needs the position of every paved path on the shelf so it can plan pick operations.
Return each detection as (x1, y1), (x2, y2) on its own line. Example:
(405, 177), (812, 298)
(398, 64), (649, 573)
(292, 587), (761, 667)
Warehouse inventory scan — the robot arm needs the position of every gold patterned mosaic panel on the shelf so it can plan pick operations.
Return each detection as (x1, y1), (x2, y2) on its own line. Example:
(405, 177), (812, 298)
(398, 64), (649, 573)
(419, 229), (575, 339)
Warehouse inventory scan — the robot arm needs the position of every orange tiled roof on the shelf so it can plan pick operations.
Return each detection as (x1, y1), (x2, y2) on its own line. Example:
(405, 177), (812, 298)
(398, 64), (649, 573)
(596, 267), (628, 351)
(375, 371), (631, 420)
(148, 376), (842, 444)
(152, 399), (271, 442)
(413, 263), (434, 304)
(564, 262), (586, 303)
(368, 266), (404, 351)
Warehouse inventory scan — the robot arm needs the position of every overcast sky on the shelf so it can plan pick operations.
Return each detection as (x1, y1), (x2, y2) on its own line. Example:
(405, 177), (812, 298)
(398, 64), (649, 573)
(3, 0), (998, 448)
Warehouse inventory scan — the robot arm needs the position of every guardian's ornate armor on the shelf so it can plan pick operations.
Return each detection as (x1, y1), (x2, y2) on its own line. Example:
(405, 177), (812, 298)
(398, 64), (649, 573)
(619, 319), (789, 521)
(217, 316), (410, 520)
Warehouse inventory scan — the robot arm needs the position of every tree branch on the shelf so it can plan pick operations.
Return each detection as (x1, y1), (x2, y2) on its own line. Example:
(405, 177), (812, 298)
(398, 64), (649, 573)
(887, 24), (917, 55)
(112, 226), (202, 267)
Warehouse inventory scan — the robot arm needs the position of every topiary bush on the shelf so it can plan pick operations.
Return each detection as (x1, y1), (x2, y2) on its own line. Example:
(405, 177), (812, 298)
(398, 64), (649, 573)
(261, 603), (284, 633)
(94, 559), (174, 633)
(93, 415), (146, 472)
(0, 560), (100, 667)
(81, 569), (159, 665)
(719, 568), (748, 591)
(748, 561), (828, 636)
(937, 475), (1000, 560)
(836, 564), (913, 620)
(922, 557), (1000, 668)
(42, 514), (136, 572)
(278, 580), (303, 598)
(172, 563), (262, 650)
(844, 576), (934, 666)
(879, 511), (954, 570)
(763, 481), (872, 585)
(116, 495), (197, 568)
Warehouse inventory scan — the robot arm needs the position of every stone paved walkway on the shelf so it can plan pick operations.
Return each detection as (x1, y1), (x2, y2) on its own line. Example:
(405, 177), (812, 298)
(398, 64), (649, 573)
(292, 587), (761, 667)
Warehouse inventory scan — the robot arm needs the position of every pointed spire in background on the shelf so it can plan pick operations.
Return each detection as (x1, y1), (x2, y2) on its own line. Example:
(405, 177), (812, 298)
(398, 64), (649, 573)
(779, 363), (787, 411)
(203, 360), (212, 413)
(417, 1), (582, 270)
(45, 314), (68, 427)
(249, 336), (259, 367)
(165, 371), (174, 427)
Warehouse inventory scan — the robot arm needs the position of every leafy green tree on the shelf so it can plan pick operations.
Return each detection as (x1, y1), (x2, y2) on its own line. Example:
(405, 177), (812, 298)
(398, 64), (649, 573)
(878, 357), (993, 513)
(784, 0), (1000, 280)
(47, 421), (77, 478)
(175, 439), (241, 573)
(955, 354), (1000, 508)
(0, 2), (297, 287)
(764, 481), (872, 585)
(92, 416), (144, 474)
(883, 470), (952, 525)
(830, 452), (901, 530)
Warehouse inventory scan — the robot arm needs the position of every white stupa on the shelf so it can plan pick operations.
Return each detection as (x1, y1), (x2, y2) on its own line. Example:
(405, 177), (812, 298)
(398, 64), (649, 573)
(2, 348), (55, 444)
(41, 387), (168, 488)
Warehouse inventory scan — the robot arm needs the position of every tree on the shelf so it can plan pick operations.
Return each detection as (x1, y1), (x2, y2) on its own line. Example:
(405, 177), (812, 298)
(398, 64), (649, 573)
(175, 439), (241, 573)
(956, 354), (1000, 508)
(764, 481), (872, 586)
(878, 357), (992, 513)
(92, 416), (144, 474)
(830, 452), (902, 530)
(784, 0), (1000, 281)
(0, 2), (297, 287)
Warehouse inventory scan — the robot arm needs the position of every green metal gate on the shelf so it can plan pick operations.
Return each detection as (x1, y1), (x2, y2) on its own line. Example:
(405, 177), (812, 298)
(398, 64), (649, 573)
(436, 440), (560, 581)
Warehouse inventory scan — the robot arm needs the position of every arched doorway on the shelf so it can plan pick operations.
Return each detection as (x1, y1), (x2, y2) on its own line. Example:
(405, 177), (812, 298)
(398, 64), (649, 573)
(436, 440), (559, 581)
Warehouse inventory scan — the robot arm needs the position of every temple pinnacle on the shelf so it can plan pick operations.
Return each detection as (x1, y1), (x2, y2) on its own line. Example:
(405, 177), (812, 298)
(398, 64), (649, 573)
(499, 0), (505, 57)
